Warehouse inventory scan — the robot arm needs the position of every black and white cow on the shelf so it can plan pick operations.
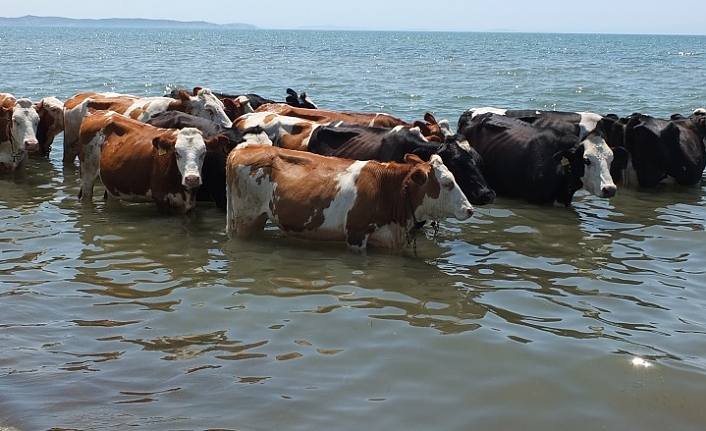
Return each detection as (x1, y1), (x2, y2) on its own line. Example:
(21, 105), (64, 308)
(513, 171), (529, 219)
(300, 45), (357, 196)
(608, 109), (706, 187)
(461, 107), (617, 140)
(146, 111), (266, 210)
(307, 123), (496, 205)
(458, 112), (620, 206)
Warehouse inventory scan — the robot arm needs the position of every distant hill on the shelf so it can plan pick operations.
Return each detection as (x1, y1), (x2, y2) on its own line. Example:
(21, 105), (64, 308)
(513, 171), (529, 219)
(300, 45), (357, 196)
(0, 15), (258, 30)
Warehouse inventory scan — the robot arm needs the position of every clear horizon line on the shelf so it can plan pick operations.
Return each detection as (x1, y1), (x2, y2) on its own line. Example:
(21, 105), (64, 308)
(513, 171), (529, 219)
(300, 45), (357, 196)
(1, 14), (705, 37)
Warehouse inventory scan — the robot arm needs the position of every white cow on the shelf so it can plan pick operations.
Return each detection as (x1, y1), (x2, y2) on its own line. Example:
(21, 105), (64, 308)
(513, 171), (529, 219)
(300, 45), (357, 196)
(0, 93), (40, 171)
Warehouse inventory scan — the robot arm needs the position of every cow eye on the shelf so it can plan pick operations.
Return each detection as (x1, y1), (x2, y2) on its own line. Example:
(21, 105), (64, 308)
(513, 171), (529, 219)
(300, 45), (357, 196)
(443, 181), (455, 191)
(583, 158), (591, 166)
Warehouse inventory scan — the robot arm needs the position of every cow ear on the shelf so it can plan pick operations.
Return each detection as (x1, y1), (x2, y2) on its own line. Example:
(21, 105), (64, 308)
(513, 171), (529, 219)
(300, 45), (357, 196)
(222, 98), (236, 109)
(404, 153), (424, 165)
(192, 87), (203, 96)
(553, 149), (574, 166)
(410, 166), (429, 186)
(423, 112), (437, 125)
(153, 137), (173, 155)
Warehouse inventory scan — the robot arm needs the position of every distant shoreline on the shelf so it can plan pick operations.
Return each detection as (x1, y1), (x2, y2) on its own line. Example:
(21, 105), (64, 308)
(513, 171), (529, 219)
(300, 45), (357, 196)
(1, 15), (705, 35)
(0, 15), (258, 30)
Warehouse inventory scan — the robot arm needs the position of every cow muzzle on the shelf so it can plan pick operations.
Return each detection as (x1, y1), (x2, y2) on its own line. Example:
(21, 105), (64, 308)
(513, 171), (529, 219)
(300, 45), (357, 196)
(473, 189), (496, 206)
(183, 174), (202, 189)
(23, 139), (39, 152)
(601, 184), (617, 198)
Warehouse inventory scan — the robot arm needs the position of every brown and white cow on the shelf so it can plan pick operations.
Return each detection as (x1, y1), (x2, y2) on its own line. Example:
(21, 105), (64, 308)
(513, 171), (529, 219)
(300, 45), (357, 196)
(0, 93), (40, 171)
(78, 111), (229, 215)
(226, 144), (474, 249)
(63, 88), (232, 165)
(63, 91), (141, 164)
(234, 111), (440, 152)
(256, 104), (450, 142)
(32, 96), (65, 158)
(255, 103), (409, 128)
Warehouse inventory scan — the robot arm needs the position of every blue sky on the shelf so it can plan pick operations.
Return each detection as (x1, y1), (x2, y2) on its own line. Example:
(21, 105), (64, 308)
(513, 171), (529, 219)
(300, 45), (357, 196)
(2, 0), (705, 35)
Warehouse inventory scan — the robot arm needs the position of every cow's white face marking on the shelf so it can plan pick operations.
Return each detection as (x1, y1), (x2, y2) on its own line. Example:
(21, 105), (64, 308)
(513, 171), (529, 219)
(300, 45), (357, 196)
(576, 112), (602, 139)
(456, 137), (473, 153)
(174, 127), (207, 188)
(190, 88), (233, 128)
(416, 155), (474, 222)
(438, 119), (454, 137)
(580, 134), (618, 198)
(12, 98), (40, 152)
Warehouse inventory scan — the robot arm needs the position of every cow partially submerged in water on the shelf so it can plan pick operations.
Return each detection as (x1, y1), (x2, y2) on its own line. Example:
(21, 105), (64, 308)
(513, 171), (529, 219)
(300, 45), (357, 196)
(226, 144), (474, 249)
(78, 111), (229, 215)
(0, 93), (40, 171)
(458, 112), (623, 206)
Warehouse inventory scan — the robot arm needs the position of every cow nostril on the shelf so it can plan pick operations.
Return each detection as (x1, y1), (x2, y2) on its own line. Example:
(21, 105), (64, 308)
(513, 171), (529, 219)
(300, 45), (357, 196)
(484, 190), (496, 204)
(184, 175), (201, 187)
(601, 186), (617, 198)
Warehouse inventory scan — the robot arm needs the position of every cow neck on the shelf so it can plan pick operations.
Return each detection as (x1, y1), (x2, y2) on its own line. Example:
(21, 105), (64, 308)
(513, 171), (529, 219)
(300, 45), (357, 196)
(402, 180), (417, 252)
(403, 176), (437, 254)
(559, 156), (582, 205)
(8, 127), (24, 164)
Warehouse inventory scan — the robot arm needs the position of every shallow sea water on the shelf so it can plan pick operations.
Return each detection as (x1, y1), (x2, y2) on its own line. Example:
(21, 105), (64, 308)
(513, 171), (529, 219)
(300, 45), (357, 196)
(1, 28), (705, 430)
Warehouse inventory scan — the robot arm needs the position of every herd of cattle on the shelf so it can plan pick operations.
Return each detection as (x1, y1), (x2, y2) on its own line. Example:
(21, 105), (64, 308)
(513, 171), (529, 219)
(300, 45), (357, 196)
(1, 88), (705, 249)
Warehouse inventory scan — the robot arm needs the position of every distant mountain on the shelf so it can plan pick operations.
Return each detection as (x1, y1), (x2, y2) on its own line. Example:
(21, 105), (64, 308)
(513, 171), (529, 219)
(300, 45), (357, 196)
(0, 15), (258, 30)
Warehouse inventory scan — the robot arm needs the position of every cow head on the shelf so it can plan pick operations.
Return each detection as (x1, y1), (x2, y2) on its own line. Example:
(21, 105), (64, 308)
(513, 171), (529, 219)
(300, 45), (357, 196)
(153, 127), (212, 189)
(285, 88), (318, 109)
(404, 153), (474, 224)
(413, 112), (453, 142)
(555, 133), (620, 199)
(414, 134), (496, 206)
(179, 88), (233, 128)
(222, 96), (254, 121)
(0, 97), (40, 170)
(689, 108), (706, 145)
(33, 96), (64, 157)
(10, 98), (40, 153)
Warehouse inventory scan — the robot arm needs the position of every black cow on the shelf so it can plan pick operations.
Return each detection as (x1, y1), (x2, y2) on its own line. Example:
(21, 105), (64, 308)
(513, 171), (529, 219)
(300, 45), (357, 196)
(308, 123), (496, 205)
(458, 112), (620, 206)
(608, 109), (706, 187)
(461, 107), (619, 140)
(147, 111), (264, 210)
